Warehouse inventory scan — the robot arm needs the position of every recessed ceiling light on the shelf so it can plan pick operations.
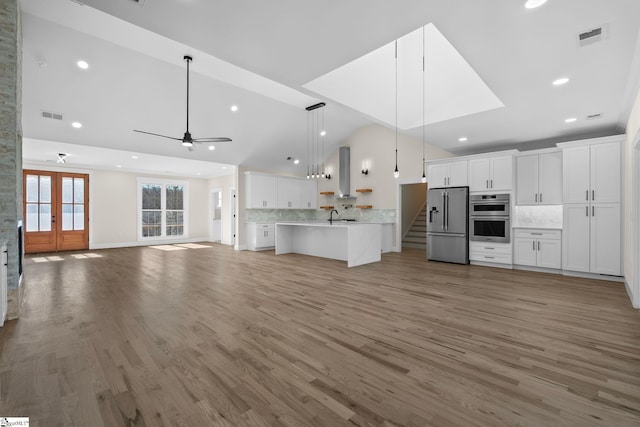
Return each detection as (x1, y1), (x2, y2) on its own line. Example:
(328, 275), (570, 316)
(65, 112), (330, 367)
(131, 155), (139, 159)
(525, 0), (548, 9)
(458, 137), (468, 142)
(116, 165), (122, 168)
(221, 166), (227, 169)
(294, 159), (300, 164)
(77, 60), (89, 69)
(230, 105), (238, 112)
(565, 117), (577, 123)
(553, 77), (569, 86)
(71, 122), (82, 128)
(320, 130), (326, 137)
(208, 145), (215, 151)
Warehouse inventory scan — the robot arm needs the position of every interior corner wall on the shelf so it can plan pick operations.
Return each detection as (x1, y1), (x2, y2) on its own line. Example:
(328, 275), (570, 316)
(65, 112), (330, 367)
(317, 124), (454, 208)
(0, 0), (23, 305)
(208, 173), (236, 245)
(624, 84), (640, 307)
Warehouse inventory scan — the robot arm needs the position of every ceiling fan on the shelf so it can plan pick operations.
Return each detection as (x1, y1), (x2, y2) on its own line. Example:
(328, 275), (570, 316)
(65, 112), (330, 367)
(134, 55), (232, 150)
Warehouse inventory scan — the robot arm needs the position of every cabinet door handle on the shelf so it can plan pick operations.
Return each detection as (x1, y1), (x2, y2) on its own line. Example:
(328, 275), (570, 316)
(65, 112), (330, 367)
(532, 241), (535, 250)
(540, 193), (542, 203)
(538, 241), (540, 251)
(592, 190), (595, 201)
(535, 193), (538, 203)
(486, 180), (489, 188)
(490, 179), (493, 188)
(586, 206), (589, 216)
(592, 206), (595, 216)
(586, 190), (589, 201)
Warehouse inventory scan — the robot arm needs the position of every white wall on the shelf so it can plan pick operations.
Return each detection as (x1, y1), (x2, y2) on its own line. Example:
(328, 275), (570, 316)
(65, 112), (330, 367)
(624, 86), (640, 308)
(318, 124), (454, 208)
(208, 173), (236, 245)
(23, 164), (211, 248)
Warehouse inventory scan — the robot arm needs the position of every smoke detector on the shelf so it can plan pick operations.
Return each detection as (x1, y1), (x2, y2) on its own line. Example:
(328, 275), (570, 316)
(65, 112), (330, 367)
(578, 24), (609, 47)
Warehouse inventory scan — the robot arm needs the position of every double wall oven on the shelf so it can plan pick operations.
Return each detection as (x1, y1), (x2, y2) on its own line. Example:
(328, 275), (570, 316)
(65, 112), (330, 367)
(469, 194), (510, 243)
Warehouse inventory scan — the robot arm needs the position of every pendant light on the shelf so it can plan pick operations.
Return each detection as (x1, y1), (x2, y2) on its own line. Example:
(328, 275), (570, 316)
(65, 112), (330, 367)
(421, 26), (427, 184)
(305, 102), (326, 180)
(393, 39), (399, 179)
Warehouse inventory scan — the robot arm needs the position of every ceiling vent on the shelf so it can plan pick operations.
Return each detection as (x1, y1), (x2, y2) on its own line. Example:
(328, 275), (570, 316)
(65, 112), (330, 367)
(578, 24), (608, 47)
(41, 111), (63, 121)
(586, 113), (603, 120)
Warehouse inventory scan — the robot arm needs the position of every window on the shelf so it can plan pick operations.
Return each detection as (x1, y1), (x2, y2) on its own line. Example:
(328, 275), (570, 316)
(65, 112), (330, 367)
(138, 179), (188, 239)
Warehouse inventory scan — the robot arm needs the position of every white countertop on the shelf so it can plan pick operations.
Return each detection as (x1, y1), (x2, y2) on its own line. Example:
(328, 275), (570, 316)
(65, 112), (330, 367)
(276, 221), (382, 228)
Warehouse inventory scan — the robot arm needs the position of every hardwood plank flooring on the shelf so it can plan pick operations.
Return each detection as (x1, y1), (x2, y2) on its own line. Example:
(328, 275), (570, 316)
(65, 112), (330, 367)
(1, 244), (639, 426)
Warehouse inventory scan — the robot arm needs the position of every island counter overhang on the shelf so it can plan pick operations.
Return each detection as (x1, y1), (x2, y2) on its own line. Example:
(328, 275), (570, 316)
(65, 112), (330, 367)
(275, 222), (382, 267)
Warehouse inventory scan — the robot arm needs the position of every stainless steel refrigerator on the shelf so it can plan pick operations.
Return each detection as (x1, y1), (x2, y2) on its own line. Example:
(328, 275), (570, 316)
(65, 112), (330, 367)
(426, 186), (469, 264)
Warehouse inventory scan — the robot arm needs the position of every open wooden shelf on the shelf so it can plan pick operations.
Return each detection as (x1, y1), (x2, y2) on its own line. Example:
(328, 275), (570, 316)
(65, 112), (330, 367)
(319, 191), (335, 195)
(320, 205), (335, 209)
(355, 188), (372, 193)
(356, 205), (373, 209)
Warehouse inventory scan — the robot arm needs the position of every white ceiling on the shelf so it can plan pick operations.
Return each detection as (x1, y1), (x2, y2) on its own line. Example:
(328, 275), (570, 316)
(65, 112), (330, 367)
(19, 0), (640, 175)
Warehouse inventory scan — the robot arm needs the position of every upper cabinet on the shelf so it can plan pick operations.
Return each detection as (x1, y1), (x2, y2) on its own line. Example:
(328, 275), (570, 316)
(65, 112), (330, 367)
(299, 180), (318, 209)
(245, 173), (278, 209)
(427, 160), (467, 188)
(468, 155), (513, 192)
(277, 177), (301, 209)
(516, 152), (562, 205)
(245, 172), (317, 210)
(562, 140), (621, 204)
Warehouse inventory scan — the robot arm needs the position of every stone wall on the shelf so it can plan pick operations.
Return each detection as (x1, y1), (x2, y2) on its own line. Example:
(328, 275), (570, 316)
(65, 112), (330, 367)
(0, 0), (23, 320)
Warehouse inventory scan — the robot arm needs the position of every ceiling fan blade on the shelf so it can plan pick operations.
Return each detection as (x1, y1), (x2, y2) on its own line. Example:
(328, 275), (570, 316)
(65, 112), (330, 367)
(192, 137), (233, 143)
(134, 129), (183, 141)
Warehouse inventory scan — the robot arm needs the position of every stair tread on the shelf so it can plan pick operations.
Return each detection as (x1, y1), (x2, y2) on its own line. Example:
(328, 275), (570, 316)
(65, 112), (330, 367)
(403, 236), (426, 243)
(402, 242), (426, 249)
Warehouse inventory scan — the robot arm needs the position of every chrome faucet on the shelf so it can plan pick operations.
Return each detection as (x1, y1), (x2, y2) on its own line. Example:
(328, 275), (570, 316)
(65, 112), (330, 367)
(329, 209), (339, 225)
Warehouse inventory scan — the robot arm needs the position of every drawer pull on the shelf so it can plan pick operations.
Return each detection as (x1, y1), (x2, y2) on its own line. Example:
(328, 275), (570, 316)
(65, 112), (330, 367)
(531, 232), (542, 235)
(484, 256), (495, 259)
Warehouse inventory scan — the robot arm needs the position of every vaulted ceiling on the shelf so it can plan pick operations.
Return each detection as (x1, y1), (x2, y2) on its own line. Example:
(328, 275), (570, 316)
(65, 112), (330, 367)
(20, 0), (640, 177)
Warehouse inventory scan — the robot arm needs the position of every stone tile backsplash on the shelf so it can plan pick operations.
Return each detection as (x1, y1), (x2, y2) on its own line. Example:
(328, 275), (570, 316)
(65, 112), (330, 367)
(246, 207), (396, 223)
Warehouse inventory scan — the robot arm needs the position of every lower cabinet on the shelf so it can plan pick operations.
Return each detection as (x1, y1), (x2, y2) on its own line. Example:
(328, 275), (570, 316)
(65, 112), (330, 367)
(246, 223), (275, 251)
(513, 229), (561, 269)
(469, 242), (512, 265)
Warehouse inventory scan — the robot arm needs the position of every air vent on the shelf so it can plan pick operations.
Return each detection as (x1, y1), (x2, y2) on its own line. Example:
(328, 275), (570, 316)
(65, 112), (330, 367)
(578, 24), (609, 47)
(586, 113), (603, 120)
(41, 111), (63, 121)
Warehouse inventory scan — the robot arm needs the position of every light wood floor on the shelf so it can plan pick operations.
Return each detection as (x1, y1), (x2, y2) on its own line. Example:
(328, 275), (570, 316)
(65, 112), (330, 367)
(1, 244), (640, 426)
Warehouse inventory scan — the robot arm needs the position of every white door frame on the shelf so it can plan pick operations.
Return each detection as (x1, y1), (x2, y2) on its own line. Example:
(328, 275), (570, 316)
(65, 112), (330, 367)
(230, 188), (237, 247)
(396, 176), (427, 252)
(633, 131), (640, 308)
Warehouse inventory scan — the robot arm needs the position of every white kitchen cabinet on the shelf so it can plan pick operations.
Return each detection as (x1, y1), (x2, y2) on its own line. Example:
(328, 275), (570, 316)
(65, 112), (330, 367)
(562, 203), (620, 275)
(427, 161), (467, 188)
(562, 141), (620, 204)
(246, 223), (275, 250)
(245, 173), (277, 209)
(513, 229), (561, 269)
(516, 152), (562, 205)
(469, 241), (512, 265)
(468, 155), (512, 191)
(299, 180), (318, 209)
(277, 177), (301, 209)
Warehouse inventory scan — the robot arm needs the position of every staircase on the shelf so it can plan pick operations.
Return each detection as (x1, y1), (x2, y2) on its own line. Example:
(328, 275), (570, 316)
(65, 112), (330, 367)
(402, 204), (427, 250)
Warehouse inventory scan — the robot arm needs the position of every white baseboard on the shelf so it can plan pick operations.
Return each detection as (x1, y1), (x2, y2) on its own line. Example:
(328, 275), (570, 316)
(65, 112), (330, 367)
(90, 236), (210, 250)
(470, 261), (513, 269)
(562, 270), (624, 283)
(513, 264), (562, 274)
(235, 244), (247, 251)
(624, 278), (639, 309)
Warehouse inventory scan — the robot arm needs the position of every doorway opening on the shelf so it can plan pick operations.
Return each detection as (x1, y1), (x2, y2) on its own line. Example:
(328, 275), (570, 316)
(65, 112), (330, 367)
(400, 183), (428, 250)
(23, 170), (89, 253)
(231, 189), (236, 247)
(210, 188), (223, 243)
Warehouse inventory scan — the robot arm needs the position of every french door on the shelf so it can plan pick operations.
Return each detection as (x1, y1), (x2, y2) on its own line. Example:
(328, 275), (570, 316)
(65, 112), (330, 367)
(23, 170), (89, 253)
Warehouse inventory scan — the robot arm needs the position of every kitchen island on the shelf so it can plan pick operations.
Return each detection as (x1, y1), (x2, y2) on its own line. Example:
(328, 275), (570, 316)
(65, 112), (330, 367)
(275, 222), (381, 267)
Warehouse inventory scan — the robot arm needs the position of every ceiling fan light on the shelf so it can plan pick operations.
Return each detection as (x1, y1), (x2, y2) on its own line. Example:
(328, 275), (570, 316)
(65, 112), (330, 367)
(182, 141), (194, 147)
(525, 0), (547, 9)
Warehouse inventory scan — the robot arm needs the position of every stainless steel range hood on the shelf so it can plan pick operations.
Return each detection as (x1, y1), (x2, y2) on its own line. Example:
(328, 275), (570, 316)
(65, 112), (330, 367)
(336, 146), (355, 200)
